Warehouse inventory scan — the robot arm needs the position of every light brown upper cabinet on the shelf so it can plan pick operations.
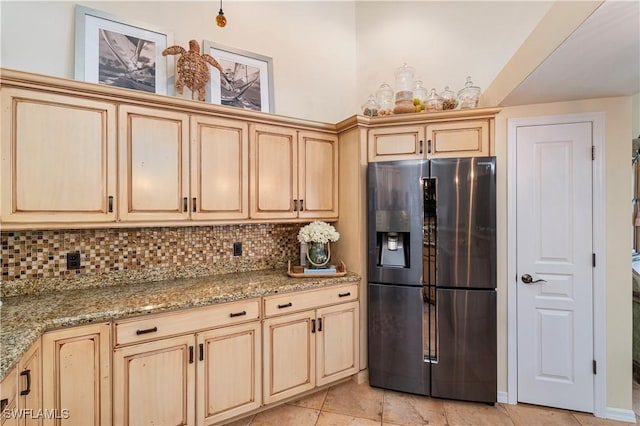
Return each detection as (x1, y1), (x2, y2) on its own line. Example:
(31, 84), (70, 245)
(118, 105), (190, 222)
(368, 118), (491, 162)
(118, 106), (249, 223)
(0, 88), (117, 227)
(368, 125), (425, 162)
(250, 124), (338, 220)
(190, 115), (249, 221)
(425, 119), (489, 158)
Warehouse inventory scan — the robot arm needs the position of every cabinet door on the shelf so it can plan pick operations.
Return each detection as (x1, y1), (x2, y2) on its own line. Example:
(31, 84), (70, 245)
(298, 131), (339, 219)
(368, 126), (425, 162)
(196, 322), (261, 425)
(0, 88), (117, 226)
(190, 116), (249, 221)
(113, 335), (195, 426)
(118, 105), (190, 222)
(1, 367), (18, 426)
(262, 310), (315, 404)
(250, 124), (298, 219)
(18, 342), (42, 426)
(316, 302), (359, 386)
(42, 323), (111, 426)
(426, 119), (490, 158)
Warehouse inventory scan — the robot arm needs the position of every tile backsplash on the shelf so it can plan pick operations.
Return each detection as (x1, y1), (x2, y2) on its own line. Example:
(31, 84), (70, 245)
(1, 224), (302, 297)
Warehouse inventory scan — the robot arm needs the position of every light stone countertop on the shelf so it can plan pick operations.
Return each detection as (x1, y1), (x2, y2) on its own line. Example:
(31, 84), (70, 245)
(0, 269), (360, 380)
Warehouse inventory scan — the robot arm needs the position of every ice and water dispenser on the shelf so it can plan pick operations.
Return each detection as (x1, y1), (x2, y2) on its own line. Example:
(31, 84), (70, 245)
(375, 210), (410, 268)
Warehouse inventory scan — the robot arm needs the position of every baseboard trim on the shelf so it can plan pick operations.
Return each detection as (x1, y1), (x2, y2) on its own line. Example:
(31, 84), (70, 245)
(497, 391), (509, 404)
(603, 407), (637, 423)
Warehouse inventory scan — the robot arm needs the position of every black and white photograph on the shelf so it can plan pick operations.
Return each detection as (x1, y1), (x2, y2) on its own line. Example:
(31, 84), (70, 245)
(98, 29), (156, 93)
(75, 5), (171, 95)
(204, 41), (274, 113)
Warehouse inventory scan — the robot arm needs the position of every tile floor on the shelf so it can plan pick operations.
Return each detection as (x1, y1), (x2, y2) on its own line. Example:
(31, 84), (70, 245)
(226, 379), (640, 426)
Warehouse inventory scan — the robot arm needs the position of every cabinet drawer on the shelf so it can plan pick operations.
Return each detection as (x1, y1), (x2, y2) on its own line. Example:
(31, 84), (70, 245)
(263, 284), (358, 317)
(115, 298), (260, 346)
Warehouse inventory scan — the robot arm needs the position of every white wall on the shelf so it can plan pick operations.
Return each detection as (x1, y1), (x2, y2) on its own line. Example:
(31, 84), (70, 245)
(354, 1), (552, 108)
(0, 1), (551, 123)
(0, 1), (358, 123)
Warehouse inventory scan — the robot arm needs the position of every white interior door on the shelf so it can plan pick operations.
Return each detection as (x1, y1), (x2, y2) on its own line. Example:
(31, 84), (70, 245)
(516, 121), (594, 412)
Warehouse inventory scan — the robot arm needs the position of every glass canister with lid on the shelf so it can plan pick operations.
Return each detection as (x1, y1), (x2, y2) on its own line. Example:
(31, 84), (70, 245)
(361, 94), (379, 117)
(376, 82), (394, 116)
(457, 76), (481, 109)
(413, 79), (428, 113)
(393, 63), (416, 114)
(440, 86), (457, 110)
(394, 63), (415, 101)
(425, 88), (443, 112)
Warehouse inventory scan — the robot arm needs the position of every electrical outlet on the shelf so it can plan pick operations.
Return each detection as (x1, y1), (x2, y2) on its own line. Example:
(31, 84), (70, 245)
(66, 251), (81, 270)
(233, 242), (242, 256)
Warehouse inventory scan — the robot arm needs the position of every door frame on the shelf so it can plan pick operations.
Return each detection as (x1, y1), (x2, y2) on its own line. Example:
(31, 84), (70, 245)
(506, 112), (606, 417)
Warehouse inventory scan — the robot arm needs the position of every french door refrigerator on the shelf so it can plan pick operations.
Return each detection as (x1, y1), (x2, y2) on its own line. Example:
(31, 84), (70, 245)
(367, 157), (497, 403)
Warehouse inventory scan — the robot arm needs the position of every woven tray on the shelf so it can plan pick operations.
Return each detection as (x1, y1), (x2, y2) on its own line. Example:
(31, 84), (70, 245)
(287, 260), (347, 278)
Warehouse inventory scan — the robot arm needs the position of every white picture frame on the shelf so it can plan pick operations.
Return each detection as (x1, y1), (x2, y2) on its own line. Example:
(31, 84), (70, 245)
(203, 40), (274, 113)
(74, 5), (172, 95)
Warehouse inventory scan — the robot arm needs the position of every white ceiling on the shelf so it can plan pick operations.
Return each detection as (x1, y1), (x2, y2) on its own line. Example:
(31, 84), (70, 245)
(500, 0), (640, 106)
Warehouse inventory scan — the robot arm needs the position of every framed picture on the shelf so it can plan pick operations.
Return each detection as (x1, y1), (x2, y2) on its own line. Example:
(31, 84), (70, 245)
(74, 5), (172, 95)
(203, 40), (274, 113)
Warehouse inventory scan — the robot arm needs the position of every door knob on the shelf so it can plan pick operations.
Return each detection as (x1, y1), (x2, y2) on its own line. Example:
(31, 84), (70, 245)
(521, 274), (546, 284)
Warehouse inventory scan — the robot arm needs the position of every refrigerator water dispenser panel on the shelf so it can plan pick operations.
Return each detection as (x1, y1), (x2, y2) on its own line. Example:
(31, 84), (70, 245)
(375, 210), (411, 268)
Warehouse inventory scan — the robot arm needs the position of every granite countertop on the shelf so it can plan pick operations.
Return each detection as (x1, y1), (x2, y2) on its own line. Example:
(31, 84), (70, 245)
(0, 268), (360, 380)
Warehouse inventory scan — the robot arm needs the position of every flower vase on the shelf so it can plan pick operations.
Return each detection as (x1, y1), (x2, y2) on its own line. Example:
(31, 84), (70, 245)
(306, 242), (330, 268)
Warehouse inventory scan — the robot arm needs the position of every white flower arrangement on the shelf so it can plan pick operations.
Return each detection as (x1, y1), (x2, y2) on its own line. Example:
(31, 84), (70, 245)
(297, 221), (340, 244)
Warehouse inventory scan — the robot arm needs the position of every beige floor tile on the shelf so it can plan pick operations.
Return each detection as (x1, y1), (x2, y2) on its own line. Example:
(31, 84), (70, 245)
(504, 403), (580, 426)
(443, 400), (514, 426)
(223, 414), (254, 426)
(572, 412), (637, 425)
(316, 411), (382, 426)
(382, 390), (447, 426)
(288, 388), (328, 410)
(322, 380), (384, 421)
(250, 404), (320, 426)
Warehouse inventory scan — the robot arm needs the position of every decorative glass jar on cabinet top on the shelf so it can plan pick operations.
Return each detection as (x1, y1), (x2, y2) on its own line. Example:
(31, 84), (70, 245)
(457, 76), (481, 109)
(376, 83), (394, 116)
(393, 63), (416, 114)
(425, 88), (443, 112)
(440, 86), (457, 110)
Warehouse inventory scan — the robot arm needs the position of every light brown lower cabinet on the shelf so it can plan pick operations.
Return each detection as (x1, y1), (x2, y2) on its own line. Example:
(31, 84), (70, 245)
(262, 300), (360, 405)
(112, 320), (262, 426)
(41, 323), (111, 426)
(112, 334), (196, 426)
(197, 321), (261, 425)
(5, 283), (359, 426)
(17, 342), (42, 426)
(1, 341), (41, 426)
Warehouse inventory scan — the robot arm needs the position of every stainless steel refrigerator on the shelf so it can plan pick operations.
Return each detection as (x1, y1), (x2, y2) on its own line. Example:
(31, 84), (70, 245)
(367, 157), (497, 403)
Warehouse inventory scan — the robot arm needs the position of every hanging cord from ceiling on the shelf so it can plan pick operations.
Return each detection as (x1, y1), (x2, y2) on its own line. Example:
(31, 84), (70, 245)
(216, 0), (227, 27)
